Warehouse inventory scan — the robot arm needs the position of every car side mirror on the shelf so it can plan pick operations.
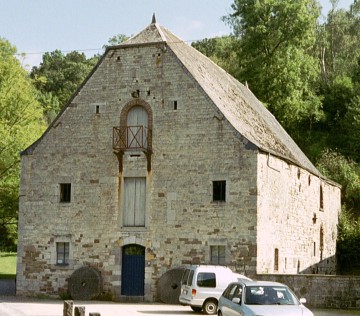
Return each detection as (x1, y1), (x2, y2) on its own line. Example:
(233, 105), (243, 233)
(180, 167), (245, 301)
(299, 298), (307, 304)
(232, 297), (241, 304)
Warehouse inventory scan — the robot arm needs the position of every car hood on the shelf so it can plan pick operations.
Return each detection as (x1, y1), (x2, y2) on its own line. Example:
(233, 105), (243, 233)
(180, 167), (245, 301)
(246, 304), (313, 316)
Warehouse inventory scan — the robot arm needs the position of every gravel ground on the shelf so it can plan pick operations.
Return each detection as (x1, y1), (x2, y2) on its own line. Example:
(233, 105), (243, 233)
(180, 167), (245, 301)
(0, 296), (359, 316)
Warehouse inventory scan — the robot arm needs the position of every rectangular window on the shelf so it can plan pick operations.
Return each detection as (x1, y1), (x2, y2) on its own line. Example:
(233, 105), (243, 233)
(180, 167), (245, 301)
(60, 183), (71, 203)
(56, 242), (69, 265)
(210, 245), (226, 265)
(197, 272), (216, 288)
(274, 248), (279, 271)
(213, 180), (226, 202)
(123, 177), (146, 227)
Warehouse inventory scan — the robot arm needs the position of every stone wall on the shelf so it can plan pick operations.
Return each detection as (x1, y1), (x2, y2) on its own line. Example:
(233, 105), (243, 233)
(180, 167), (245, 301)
(17, 27), (341, 301)
(256, 274), (360, 309)
(256, 153), (341, 275)
(17, 42), (259, 299)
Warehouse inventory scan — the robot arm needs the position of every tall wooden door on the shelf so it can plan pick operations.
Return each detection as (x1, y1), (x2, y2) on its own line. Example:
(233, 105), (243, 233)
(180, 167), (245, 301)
(121, 244), (145, 296)
(123, 177), (146, 227)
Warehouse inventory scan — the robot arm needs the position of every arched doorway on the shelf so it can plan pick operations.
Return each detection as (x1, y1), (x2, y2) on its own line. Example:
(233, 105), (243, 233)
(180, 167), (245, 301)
(121, 244), (145, 296)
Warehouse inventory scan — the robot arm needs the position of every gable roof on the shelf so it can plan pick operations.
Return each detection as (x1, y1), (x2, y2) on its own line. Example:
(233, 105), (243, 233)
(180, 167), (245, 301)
(22, 17), (321, 178)
(119, 19), (320, 176)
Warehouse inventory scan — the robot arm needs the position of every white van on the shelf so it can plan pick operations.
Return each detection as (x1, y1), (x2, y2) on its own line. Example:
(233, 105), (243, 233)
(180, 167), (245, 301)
(179, 265), (250, 314)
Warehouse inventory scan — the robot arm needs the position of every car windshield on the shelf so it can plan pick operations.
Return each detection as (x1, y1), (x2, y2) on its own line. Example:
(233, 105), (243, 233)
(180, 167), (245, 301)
(244, 285), (299, 305)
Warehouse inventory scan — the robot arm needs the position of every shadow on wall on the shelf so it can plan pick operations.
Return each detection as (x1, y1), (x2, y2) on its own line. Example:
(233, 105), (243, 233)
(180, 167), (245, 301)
(300, 254), (337, 275)
(156, 267), (185, 304)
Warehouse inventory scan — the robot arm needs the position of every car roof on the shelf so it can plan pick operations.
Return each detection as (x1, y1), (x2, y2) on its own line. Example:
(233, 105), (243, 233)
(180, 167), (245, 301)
(184, 265), (232, 271)
(232, 279), (287, 287)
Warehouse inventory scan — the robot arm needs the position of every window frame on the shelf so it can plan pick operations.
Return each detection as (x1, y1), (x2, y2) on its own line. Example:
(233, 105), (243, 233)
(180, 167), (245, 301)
(60, 183), (71, 203)
(123, 177), (146, 227)
(56, 242), (69, 266)
(212, 180), (226, 202)
(210, 245), (226, 265)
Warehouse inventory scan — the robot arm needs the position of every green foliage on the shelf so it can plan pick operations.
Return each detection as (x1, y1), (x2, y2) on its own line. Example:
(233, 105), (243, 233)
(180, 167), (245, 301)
(0, 38), (46, 251)
(30, 50), (99, 120)
(105, 33), (129, 47)
(337, 209), (360, 274)
(191, 36), (241, 78)
(224, 0), (323, 129)
(316, 149), (360, 215)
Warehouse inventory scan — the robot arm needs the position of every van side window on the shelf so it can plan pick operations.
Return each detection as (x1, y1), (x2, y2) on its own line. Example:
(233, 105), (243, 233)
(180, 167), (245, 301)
(181, 269), (190, 285)
(181, 269), (194, 286)
(188, 270), (194, 286)
(197, 272), (216, 288)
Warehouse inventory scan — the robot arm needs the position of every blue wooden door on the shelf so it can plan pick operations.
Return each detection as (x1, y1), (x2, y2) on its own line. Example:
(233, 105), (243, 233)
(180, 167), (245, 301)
(121, 244), (145, 296)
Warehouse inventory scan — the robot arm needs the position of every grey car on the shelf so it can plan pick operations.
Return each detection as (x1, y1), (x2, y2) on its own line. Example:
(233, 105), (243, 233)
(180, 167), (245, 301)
(218, 280), (313, 316)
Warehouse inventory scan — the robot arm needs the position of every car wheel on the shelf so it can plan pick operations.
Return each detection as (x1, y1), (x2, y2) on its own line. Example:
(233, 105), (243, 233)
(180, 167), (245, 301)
(203, 299), (217, 315)
(191, 306), (202, 312)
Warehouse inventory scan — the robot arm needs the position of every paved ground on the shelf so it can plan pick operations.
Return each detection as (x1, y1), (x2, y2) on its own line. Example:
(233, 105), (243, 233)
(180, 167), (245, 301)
(0, 296), (359, 316)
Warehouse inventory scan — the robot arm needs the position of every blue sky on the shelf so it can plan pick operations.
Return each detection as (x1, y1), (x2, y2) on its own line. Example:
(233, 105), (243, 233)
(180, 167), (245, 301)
(0, 0), (355, 69)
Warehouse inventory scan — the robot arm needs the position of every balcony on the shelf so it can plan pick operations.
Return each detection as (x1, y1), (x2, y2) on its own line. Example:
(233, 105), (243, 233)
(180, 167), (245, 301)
(113, 126), (152, 153)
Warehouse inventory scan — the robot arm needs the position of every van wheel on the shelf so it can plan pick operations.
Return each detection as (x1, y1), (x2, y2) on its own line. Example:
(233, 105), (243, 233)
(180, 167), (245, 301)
(191, 306), (202, 312)
(203, 299), (217, 315)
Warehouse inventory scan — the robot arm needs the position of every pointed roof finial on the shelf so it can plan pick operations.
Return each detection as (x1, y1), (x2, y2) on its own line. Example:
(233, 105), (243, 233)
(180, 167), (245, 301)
(151, 13), (156, 24)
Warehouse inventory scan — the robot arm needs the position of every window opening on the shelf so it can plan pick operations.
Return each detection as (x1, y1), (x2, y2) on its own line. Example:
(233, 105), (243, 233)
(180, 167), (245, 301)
(123, 177), (146, 227)
(210, 245), (225, 265)
(197, 272), (216, 288)
(213, 180), (226, 202)
(56, 242), (69, 265)
(274, 248), (279, 271)
(320, 226), (324, 261)
(173, 100), (178, 110)
(320, 185), (324, 211)
(60, 183), (71, 203)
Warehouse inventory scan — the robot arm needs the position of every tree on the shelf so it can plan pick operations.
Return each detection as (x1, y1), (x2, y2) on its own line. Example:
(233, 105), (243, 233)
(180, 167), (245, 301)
(31, 50), (98, 122)
(0, 38), (46, 250)
(191, 36), (241, 78)
(316, 149), (360, 215)
(105, 33), (129, 47)
(224, 0), (323, 130)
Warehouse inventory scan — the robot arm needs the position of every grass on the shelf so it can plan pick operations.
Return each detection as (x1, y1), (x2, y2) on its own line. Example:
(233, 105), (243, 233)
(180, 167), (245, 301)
(0, 252), (17, 279)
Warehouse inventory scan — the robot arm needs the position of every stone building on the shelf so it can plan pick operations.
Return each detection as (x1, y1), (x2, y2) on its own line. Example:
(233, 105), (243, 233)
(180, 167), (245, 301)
(17, 17), (341, 301)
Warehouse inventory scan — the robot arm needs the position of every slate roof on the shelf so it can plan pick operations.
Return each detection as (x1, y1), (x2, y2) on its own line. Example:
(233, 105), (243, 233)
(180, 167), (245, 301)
(119, 19), (320, 176)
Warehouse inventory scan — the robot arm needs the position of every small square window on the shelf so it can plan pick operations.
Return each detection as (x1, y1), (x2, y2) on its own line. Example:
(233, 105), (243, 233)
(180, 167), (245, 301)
(56, 242), (69, 265)
(213, 180), (226, 202)
(60, 183), (71, 203)
(211, 245), (225, 265)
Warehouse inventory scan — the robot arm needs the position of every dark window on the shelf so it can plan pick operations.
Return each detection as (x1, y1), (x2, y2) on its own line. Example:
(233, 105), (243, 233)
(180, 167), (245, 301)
(211, 245), (225, 265)
(320, 185), (324, 210)
(56, 242), (69, 265)
(60, 183), (71, 203)
(274, 248), (279, 271)
(213, 180), (226, 202)
(174, 100), (178, 110)
(197, 272), (216, 288)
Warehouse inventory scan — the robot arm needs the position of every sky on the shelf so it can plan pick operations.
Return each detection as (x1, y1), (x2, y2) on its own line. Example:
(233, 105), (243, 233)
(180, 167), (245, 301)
(0, 0), (355, 70)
